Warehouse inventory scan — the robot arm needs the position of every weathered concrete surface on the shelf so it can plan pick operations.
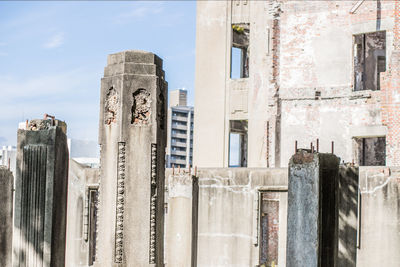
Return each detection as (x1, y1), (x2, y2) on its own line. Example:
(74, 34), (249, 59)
(287, 152), (340, 267)
(195, 168), (288, 267)
(96, 50), (167, 266)
(165, 171), (194, 267)
(14, 119), (69, 267)
(357, 166), (400, 266)
(65, 159), (100, 267)
(0, 166), (13, 267)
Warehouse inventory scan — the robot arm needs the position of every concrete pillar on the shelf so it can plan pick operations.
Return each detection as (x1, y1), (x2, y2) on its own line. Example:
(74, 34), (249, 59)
(338, 165), (358, 267)
(166, 172), (193, 267)
(0, 166), (13, 267)
(13, 119), (69, 267)
(286, 150), (340, 267)
(96, 50), (167, 266)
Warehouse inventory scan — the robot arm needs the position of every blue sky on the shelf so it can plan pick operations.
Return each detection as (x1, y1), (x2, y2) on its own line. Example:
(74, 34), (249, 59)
(0, 1), (196, 146)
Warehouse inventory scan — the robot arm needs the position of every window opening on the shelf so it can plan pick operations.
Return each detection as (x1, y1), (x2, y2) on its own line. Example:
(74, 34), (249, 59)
(228, 120), (248, 167)
(231, 24), (250, 79)
(354, 31), (386, 91)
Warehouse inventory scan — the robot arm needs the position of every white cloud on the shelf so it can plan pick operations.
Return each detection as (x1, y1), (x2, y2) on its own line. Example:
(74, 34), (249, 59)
(43, 32), (64, 49)
(115, 4), (164, 24)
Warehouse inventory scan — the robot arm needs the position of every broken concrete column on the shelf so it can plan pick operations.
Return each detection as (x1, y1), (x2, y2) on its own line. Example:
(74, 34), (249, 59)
(286, 151), (340, 267)
(96, 50), (167, 266)
(166, 171), (195, 267)
(13, 119), (69, 267)
(0, 166), (13, 267)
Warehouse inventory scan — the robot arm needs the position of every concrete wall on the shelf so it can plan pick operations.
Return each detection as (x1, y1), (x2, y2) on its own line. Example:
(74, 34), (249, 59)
(195, 168), (288, 267)
(357, 166), (400, 266)
(166, 166), (399, 267)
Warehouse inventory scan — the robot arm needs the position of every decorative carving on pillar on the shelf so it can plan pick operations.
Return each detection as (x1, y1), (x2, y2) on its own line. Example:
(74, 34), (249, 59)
(131, 89), (151, 125)
(115, 142), (126, 263)
(105, 87), (119, 125)
(149, 143), (157, 264)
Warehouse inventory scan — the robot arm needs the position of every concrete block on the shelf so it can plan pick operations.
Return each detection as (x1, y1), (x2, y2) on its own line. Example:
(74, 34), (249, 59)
(286, 151), (340, 267)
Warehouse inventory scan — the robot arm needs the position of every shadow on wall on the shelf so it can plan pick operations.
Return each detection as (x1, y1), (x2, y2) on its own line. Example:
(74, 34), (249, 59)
(338, 166), (359, 267)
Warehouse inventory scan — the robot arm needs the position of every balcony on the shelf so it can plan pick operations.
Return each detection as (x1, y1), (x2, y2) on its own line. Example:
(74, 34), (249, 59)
(172, 115), (188, 122)
(171, 150), (187, 156)
(171, 132), (187, 139)
(171, 124), (187, 131)
(170, 158), (187, 165)
(171, 141), (187, 147)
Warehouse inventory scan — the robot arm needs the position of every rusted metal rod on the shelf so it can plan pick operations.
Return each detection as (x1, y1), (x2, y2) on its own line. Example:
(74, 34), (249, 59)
(44, 113), (56, 125)
(311, 142), (313, 153)
(295, 140), (298, 153)
(331, 141), (334, 154)
(316, 138), (319, 152)
(172, 164), (175, 175)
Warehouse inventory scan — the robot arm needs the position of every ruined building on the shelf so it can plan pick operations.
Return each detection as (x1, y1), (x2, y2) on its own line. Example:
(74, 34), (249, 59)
(194, 0), (400, 168)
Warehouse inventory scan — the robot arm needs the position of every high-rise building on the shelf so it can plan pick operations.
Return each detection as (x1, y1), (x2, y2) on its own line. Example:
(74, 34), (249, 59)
(166, 89), (194, 168)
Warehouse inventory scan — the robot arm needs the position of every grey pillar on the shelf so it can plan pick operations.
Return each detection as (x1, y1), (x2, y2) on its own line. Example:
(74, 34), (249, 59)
(286, 151), (340, 267)
(338, 165), (358, 267)
(0, 166), (13, 267)
(96, 50), (167, 266)
(13, 119), (69, 267)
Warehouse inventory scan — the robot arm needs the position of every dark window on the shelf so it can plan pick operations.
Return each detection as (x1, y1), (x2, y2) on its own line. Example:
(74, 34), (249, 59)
(354, 137), (386, 166)
(354, 31), (386, 91)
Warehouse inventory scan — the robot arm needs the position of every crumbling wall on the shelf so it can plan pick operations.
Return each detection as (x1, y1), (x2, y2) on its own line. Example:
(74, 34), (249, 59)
(277, 0), (396, 166)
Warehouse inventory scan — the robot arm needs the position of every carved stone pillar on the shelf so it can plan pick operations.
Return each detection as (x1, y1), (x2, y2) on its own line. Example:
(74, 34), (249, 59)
(96, 50), (167, 266)
(13, 119), (69, 267)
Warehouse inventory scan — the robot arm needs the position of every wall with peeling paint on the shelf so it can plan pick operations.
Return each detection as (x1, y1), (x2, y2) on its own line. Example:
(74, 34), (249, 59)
(194, 0), (400, 168)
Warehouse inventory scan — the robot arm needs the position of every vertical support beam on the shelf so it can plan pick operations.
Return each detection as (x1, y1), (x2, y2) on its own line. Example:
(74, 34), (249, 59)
(96, 50), (167, 266)
(13, 119), (69, 267)
(166, 172), (194, 266)
(0, 166), (13, 267)
(338, 165), (359, 267)
(286, 151), (339, 267)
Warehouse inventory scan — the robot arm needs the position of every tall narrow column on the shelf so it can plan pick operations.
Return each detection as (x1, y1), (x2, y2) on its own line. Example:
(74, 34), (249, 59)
(0, 166), (13, 267)
(13, 119), (69, 267)
(96, 50), (167, 266)
(286, 151), (340, 267)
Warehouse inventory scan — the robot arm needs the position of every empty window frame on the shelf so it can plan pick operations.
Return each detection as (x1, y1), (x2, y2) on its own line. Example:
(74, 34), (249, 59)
(231, 24), (250, 79)
(354, 31), (386, 91)
(228, 120), (248, 167)
(259, 191), (280, 266)
(354, 137), (386, 166)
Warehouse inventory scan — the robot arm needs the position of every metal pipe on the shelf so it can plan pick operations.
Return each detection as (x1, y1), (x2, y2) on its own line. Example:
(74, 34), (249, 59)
(316, 138), (319, 152)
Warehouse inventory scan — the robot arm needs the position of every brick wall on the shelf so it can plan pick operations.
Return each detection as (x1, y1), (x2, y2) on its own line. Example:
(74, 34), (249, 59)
(381, 0), (400, 166)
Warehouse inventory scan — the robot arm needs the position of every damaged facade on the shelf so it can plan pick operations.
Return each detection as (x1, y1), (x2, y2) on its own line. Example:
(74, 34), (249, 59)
(194, 0), (400, 168)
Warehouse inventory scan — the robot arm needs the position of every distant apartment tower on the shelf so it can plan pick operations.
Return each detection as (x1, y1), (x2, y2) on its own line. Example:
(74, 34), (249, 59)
(167, 89), (194, 168)
(0, 146), (16, 176)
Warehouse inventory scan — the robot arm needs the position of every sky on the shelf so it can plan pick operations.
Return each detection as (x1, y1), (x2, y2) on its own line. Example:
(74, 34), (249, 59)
(0, 1), (196, 146)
